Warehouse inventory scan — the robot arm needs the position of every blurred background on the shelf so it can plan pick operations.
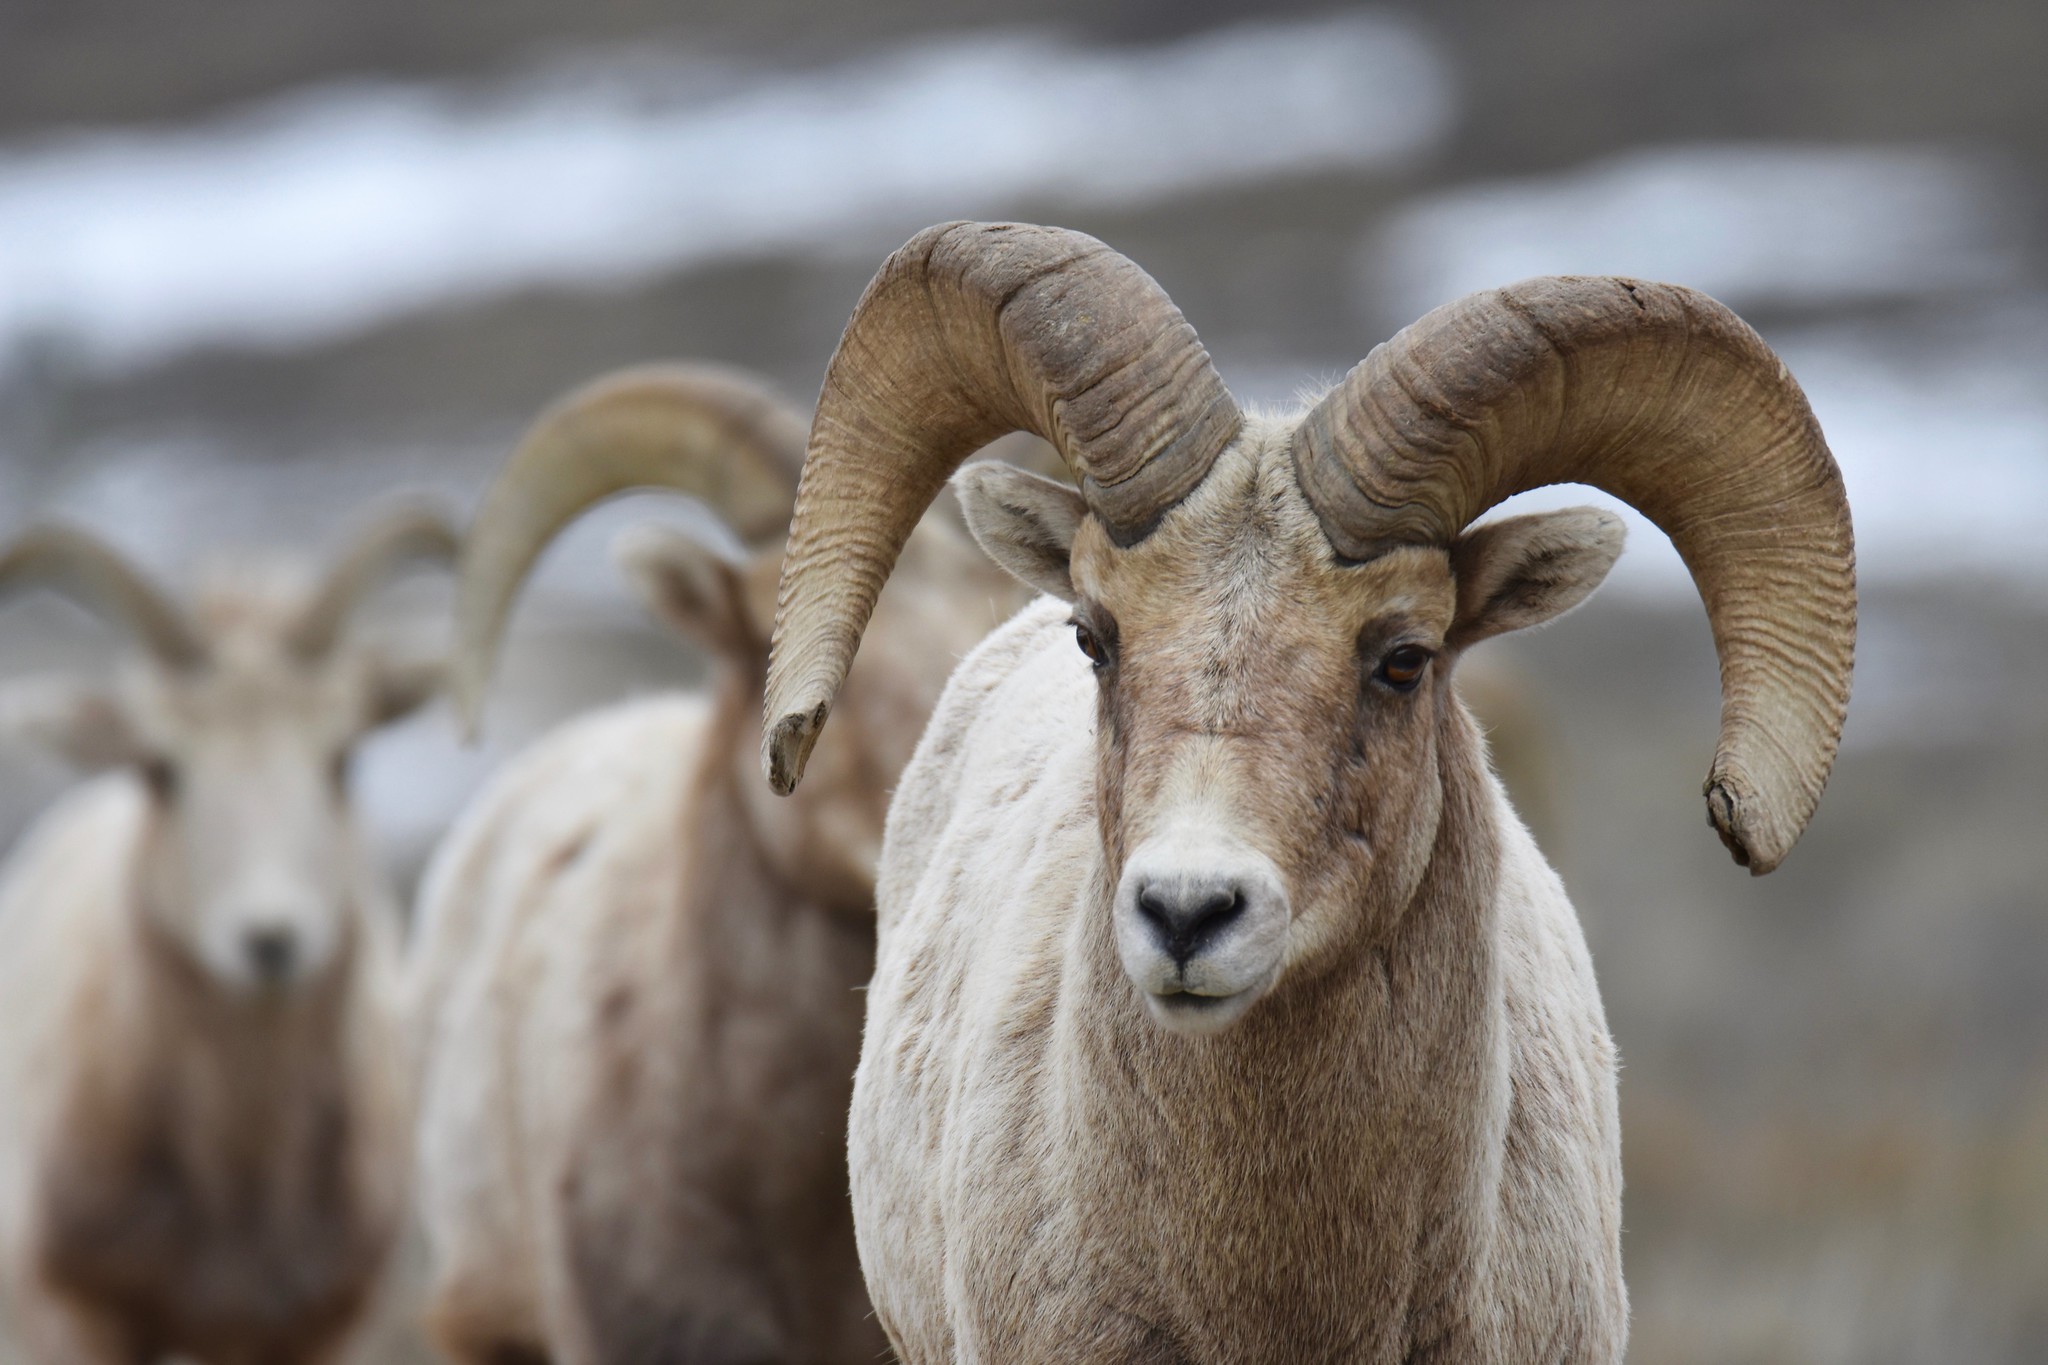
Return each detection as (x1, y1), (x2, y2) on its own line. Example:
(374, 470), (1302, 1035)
(0, 1), (2043, 1361)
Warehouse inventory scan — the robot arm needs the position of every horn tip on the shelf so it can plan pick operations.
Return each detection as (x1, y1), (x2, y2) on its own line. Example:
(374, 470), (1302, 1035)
(1703, 775), (1787, 877)
(762, 700), (829, 796)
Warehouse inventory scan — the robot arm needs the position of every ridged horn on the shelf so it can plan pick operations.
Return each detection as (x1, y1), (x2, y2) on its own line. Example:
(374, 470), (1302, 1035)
(0, 525), (207, 669)
(454, 363), (806, 732)
(1292, 275), (1855, 874)
(762, 221), (1242, 794)
(287, 505), (460, 661)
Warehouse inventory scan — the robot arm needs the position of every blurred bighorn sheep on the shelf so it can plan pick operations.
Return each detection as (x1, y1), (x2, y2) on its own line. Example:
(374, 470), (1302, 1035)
(0, 511), (455, 1364)
(761, 222), (1857, 1361)
(409, 365), (1026, 1364)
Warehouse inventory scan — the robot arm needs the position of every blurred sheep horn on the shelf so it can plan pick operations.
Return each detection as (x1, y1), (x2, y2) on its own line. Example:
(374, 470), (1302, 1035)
(1291, 276), (1856, 874)
(762, 221), (1241, 794)
(288, 504), (461, 662)
(0, 524), (208, 669)
(453, 363), (806, 735)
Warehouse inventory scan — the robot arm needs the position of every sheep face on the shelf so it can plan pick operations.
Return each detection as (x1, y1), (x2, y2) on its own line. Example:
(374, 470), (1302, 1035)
(18, 589), (440, 996)
(959, 419), (1623, 1035)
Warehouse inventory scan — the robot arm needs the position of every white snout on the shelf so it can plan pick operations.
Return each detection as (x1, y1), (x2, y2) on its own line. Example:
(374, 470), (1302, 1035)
(202, 880), (342, 995)
(1114, 827), (1290, 1035)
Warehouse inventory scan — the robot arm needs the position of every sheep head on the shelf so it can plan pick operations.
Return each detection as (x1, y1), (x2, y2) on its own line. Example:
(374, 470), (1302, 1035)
(455, 363), (1024, 915)
(0, 509), (456, 995)
(960, 453), (1622, 1029)
(763, 221), (1856, 1034)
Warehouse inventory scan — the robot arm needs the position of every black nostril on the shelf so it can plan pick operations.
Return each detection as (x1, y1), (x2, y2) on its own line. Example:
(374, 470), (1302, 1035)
(1188, 889), (1244, 938)
(244, 928), (297, 981)
(1136, 882), (1246, 963)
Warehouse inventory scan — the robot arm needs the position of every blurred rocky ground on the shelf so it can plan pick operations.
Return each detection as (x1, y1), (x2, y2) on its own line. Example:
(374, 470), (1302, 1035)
(0, 1), (2043, 1362)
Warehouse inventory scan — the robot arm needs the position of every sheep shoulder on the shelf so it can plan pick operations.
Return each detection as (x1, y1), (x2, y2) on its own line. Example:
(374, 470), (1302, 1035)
(1469, 804), (1627, 1358)
(857, 598), (1106, 1358)
(408, 694), (717, 1047)
(0, 777), (151, 1237)
(417, 689), (882, 1361)
(0, 773), (147, 1029)
(412, 693), (717, 1352)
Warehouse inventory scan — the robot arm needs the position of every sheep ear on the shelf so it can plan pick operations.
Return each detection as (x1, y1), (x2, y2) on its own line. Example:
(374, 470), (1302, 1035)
(953, 462), (1085, 602)
(368, 654), (447, 727)
(613, 523), (766, 659)
(0, 676), (147, 770)
(1448, 507), (1626, 649)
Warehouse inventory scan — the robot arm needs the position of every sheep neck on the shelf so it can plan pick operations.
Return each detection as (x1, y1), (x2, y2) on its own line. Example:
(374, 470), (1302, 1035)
(35, 843), (394, 1349)
(88, 886), (377, 1220)
(1053, 718), (1511, 1341)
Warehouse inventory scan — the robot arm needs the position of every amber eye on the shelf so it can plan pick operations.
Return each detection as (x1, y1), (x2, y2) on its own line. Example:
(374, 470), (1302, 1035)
(1071, 620), (1110, 670)
(1374, 644), (1432, 692)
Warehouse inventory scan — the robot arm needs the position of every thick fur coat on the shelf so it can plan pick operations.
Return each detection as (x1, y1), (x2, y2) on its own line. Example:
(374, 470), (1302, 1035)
(0, 778), (406, 1365)
(410, 515), (1024, 1365)
(850, 434), (1628, 1363)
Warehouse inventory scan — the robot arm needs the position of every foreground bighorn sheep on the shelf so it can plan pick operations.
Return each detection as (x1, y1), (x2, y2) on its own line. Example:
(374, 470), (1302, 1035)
(761, 222), (1856, 1361)
(409, 365), (1025, 1364)
(0, 512), (454, 1364)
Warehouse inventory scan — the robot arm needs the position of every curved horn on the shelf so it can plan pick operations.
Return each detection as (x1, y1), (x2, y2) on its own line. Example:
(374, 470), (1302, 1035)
(288, 505), (460, 661)
(0, 525), (207, 668)
(1292, 276), (1855, 874)
(454, 363), (806, 731)
(763, 221), (1242, 794)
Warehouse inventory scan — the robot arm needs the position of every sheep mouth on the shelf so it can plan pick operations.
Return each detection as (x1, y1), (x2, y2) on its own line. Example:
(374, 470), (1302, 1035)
(1143, 987), (1258, 1034)
(1139, 965), (1277, 1034)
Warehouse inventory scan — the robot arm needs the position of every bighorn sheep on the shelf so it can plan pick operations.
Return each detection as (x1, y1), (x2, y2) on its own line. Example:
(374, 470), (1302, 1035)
(0, 511), (455, 1364)
(760, 222), (1857, 1361)
(408, 365), (1026, 1364)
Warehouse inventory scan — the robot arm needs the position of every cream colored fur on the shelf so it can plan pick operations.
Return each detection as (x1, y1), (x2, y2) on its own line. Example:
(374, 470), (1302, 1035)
(853, 422), (1628, 1362)
(0, 577), (420, 1365)
(410, 514), (1025, 1365)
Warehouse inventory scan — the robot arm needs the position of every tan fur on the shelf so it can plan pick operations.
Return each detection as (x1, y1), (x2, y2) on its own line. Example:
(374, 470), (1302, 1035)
(854, 421), (1628, 1362)
(411, 515), (1025, 1365)
(0, 576), (420, 1365)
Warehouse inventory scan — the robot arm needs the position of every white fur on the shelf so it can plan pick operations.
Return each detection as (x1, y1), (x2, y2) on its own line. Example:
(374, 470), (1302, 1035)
(0, 775), (408, 1365)
(408, 513), (1022, 1365)
(851, 598), (1626, 1362)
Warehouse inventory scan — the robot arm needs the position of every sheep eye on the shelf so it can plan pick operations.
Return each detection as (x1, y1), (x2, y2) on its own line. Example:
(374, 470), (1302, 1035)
(139, 756), (180, 803)
(1071, 620), (1109, 670)
(1374, 644), (1432, 693)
